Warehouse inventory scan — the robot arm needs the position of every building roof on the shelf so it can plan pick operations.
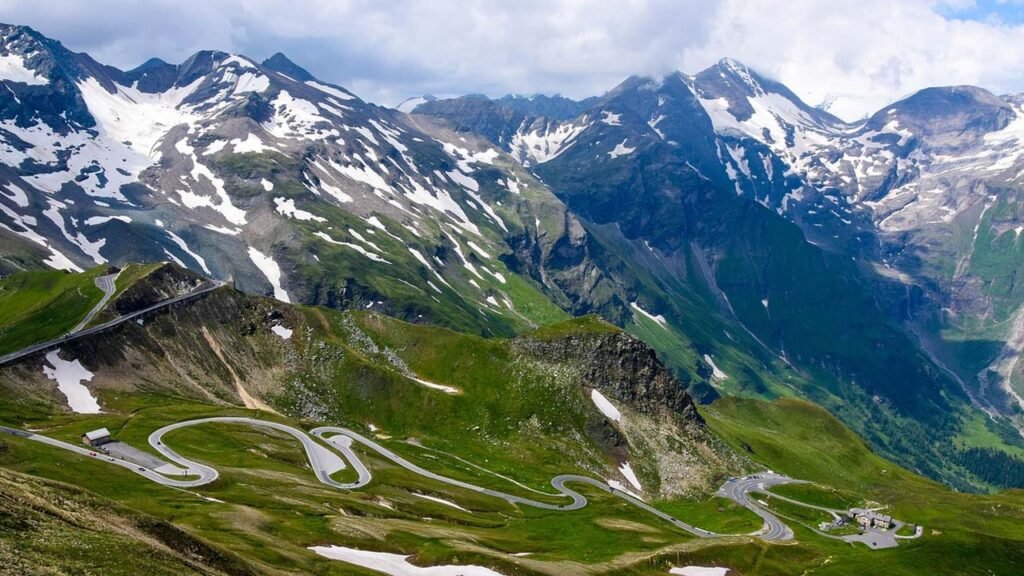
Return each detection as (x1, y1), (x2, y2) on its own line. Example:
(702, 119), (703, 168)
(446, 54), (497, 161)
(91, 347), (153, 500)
(84, 428), (110, 441)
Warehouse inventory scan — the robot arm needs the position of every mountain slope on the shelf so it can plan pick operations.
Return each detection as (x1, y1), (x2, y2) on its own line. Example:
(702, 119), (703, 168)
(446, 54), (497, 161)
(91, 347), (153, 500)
(0, 264), (739, 499)
(0, 267), (1022, 575)
(2, 23), (1023, 491)
(412, 64), (1024, 491)
(0, 24), (590, 339)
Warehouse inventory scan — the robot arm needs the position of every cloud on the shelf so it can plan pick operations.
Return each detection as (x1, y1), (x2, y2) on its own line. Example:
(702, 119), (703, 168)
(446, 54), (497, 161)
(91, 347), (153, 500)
(681, 0), (1024, 120)
(0, 0), (1022, 119)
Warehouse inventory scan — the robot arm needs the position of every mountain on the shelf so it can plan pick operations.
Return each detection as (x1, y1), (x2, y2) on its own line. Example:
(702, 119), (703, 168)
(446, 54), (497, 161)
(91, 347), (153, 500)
(1, 23), (1023, 493)
(689, 61), (1024, 430)
(0, 23), (617, 341)
(2, 264), (1024, 576)
(0, 23), (1024, 576)
(414, 59), (1024, 490)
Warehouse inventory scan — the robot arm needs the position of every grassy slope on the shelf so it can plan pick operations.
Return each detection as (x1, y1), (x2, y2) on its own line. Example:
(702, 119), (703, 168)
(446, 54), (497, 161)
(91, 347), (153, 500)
(2, 383), (1024, 574)
(0, 262), (178, 356)
(0, 465), (255, 576)
(0, 266), (105, 355)
(1, 268), (1023, 574)
(701, 396), (1024, 575)
(0, 395), (730, 575)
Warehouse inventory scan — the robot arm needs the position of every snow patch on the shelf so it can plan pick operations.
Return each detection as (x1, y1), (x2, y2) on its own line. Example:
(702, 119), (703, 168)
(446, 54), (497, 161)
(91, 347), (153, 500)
(412, 493), (470, 512)
(600, 111), (622, 126)
(703, 354), (728, 381)
(174, 137), (247, 226)
(511, 121), (587, 165)
(264, 90), (336, 140)
(231, 133), (273, 154)
(247, 247), (290, 302)
(309, 546), (506, 576)
(305, 80), (355, 101)
(313, 231), (390, 263)
(84, 215), (132, 226)
(42, 350), (100, 413)
(669, 568), (730, 576)
(445, 169), (479, 192)
(271, 325), (293, 340)
(618, 462), (643, 492)
(630, 302), (668, 328)
(411, 376), (460, 394)
(590, 389), (621, 422)
(608, 139), (635, 159)
(0, 53), (47, 85)
(165, 230), (211, 275)
(274, 196), (326, 222)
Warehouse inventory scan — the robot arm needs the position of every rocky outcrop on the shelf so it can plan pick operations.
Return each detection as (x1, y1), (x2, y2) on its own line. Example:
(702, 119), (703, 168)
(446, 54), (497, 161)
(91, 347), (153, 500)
(111, 262), (205, 315)
(515, 327), (703, 424)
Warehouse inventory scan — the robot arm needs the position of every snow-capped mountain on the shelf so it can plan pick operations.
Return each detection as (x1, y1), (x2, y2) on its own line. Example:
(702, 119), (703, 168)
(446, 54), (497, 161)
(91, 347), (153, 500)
(0, 23), (633, 337)
(412, 58), (1024, 468)
(2, 22), (1022, 488)
(688, 61), (1024, 420)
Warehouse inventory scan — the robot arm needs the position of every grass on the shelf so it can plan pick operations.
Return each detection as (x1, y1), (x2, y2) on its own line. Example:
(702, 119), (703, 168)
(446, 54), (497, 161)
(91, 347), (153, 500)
(755, 492), (834, 527)
(652, 497), (764, 535)
(527, 314), (620, 340)
(2, 267), (1024, 574)
(0, 467), (255, 576)
(0, 266), (106, 355)
(699, 396), (1024, 574)
(4, 391), (1024, 575)
(768, 483), (860, 510)
(0, 396), (706, 573)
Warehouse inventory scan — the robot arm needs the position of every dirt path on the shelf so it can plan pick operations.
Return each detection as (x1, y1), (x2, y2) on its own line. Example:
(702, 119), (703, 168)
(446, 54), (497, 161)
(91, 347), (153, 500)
(200, 326), (278, 414)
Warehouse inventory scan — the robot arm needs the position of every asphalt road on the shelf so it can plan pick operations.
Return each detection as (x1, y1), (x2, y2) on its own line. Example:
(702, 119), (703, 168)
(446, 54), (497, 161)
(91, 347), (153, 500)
(0, 280), (221, 366)
(1, 416), (802, 542)
(0, 425), (205, 488)
(717, 473), (800, 541)
(69, 272), (119, 334)
(312, 425), (718, 537)
(147, 417), (355, 489)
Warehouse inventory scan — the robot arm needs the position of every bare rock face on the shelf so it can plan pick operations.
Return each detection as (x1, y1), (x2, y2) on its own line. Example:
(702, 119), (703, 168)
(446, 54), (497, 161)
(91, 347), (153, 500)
(516, 328), (703, 424)
(111, 263), (206, 315)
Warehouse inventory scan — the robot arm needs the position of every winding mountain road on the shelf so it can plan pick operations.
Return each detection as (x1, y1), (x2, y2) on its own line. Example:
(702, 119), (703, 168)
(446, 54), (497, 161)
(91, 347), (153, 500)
(69, 272), (119, 335)
(0, 280), (222, 366)
(717, 474), (799, 541)
(1, 416), (797, 542)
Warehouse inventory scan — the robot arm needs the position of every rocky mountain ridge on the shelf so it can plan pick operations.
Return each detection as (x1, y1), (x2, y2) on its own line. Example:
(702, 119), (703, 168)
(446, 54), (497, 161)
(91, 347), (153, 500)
(1, 22), (1023, 490)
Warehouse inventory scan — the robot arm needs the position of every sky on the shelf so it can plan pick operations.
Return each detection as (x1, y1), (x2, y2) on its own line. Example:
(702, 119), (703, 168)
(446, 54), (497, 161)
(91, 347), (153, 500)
(1, 0), (1023, 120)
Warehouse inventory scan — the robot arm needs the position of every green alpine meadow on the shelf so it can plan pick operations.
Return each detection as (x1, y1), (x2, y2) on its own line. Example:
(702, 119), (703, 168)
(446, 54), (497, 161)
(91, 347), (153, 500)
(1, 4), (1024, 575)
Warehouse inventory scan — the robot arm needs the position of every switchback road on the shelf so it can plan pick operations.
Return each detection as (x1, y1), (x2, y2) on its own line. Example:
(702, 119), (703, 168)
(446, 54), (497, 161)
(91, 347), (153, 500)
(0, 416), (797, 542)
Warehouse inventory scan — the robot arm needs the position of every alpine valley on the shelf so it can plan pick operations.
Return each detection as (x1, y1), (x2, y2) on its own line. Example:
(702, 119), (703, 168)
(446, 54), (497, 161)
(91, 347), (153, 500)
(1, 22), (1023, 576)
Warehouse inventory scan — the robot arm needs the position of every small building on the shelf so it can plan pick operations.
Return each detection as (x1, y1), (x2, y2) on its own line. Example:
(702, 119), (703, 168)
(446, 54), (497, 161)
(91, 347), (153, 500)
(854, 510), (894, 530)
(82, 428), (111, 447)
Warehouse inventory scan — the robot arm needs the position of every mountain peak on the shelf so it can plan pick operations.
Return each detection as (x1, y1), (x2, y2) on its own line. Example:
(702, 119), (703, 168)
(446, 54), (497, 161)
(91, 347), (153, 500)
(700, 57), (765, 94)
(0, 22), (49, 47)
(262, 52), (315, 82)
(717, 57), (750, 73)
(133, 57), (170, 70)
(869, 84), (1016, 137)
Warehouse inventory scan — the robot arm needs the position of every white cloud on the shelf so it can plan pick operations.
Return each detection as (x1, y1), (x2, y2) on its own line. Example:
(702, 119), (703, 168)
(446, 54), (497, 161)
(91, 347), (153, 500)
(681, 0), (1024, 120)
(0, 0), (1022, 120)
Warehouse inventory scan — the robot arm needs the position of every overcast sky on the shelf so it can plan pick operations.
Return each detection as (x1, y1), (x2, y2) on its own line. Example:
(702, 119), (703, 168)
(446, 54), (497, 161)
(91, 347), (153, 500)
(1, 0), (1023, 120)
